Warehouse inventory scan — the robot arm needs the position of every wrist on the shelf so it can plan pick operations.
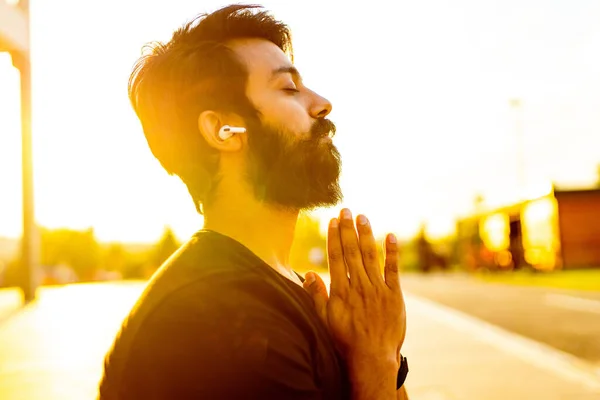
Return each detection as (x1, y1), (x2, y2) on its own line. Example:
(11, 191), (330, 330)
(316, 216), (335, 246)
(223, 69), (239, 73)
(346, 353), (399, 399)
(346, 352), (399, 377)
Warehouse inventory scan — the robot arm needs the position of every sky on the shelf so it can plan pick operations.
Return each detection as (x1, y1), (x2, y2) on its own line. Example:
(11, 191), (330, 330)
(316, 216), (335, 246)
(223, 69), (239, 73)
(1, 0), (599, 243)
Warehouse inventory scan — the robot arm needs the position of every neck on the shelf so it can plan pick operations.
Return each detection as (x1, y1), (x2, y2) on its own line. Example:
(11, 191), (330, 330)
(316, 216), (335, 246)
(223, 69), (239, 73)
(203, 187), (299, 277)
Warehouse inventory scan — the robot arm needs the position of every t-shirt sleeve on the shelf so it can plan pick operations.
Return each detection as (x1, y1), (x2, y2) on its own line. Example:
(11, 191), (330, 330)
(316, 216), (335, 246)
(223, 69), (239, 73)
(119, 279), (322, 399)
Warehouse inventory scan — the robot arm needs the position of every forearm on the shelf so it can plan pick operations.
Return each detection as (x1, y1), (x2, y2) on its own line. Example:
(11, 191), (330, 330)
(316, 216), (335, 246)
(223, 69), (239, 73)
(347, 355), (399, 400)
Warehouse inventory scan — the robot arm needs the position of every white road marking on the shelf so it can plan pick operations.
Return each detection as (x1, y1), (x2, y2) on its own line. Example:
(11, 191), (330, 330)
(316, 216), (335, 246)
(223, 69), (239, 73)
(404, 292), (600, 391)
(545, 294), (600, 315)
(318, 273), (600, 390)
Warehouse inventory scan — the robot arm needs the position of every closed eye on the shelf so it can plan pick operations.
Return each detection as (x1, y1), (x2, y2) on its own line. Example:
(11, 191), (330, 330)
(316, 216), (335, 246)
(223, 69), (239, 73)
(283, 88), (300, 93)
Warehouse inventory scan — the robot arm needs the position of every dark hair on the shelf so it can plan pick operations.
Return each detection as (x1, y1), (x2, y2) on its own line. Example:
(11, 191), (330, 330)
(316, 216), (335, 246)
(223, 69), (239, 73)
(128, 4), (293, 213)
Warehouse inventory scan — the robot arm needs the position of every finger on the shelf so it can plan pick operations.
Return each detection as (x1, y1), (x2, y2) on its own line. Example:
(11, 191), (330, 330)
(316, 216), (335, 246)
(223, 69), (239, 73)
(303, 272), (329, 324)
(384, 233), (401, 291)
(339, 208), (369, 287)
(356, 214), (384, 286)
(327, 218), (349, 294)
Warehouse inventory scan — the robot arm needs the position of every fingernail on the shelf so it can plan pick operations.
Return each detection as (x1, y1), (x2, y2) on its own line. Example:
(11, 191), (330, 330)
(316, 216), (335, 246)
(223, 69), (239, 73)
(342, 209), (352, 220)
(357, 215), (368, 226)
(305, 273), (316, 285)
(330, 218), (338, 228)
(388, 233), (397, 244)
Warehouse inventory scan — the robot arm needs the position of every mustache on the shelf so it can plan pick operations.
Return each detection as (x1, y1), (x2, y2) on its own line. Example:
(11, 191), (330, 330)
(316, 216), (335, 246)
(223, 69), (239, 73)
(310, 119), (336, 140)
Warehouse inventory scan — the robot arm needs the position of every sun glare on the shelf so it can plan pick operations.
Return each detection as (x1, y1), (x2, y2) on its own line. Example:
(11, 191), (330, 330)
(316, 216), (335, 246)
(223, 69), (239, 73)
(1, 0), (600, 245)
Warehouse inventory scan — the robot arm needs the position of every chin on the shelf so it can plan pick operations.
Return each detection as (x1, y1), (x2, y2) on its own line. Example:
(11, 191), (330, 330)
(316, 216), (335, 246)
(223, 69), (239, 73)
(265, 177), (343, 212)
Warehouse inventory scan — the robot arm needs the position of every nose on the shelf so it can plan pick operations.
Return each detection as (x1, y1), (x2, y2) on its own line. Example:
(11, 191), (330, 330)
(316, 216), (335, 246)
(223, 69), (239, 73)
(309, 91), (332, 119)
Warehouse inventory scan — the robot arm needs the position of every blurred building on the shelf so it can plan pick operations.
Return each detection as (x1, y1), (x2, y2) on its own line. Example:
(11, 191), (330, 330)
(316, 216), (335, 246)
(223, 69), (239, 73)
(456, 187), (600, 271)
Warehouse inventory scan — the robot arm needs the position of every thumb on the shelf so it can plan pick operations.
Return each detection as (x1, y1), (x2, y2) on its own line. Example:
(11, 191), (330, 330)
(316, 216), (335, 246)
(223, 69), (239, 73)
(303, 271), (329, 324)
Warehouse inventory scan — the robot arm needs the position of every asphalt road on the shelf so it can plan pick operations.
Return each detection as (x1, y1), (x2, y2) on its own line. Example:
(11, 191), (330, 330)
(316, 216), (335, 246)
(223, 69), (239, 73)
(401, 273), (600, 366)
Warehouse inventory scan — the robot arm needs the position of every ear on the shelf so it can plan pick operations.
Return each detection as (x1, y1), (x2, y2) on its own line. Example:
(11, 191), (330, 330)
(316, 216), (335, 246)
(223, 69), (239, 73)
(198, 110), (244, 152)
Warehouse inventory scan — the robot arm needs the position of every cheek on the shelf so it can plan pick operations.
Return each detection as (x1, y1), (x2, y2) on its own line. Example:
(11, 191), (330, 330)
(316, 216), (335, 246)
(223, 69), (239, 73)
(261, 98), (312, 135)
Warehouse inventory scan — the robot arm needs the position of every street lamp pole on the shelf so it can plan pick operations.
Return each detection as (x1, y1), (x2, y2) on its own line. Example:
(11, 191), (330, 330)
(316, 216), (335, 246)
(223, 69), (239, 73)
(510, 98), (526, 201)
(15, 56), (36, 303)
(1, 0), (37, 302)
(19, 0), (37, 303)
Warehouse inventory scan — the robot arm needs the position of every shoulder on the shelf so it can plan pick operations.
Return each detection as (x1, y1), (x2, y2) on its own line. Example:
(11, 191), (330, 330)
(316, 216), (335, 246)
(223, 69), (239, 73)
(144, 272), (304, 341)
(102, 231), (324, 398)
(121, 275), (319, 398)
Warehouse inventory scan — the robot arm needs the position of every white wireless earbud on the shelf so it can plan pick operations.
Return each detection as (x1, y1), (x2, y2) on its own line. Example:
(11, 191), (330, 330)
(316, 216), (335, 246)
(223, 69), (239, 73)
(218, 125), (246, 141)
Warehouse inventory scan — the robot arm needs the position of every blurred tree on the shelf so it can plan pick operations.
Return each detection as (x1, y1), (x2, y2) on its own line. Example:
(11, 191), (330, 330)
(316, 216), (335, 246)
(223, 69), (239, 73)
(121, 261), (146, 280)
(150, 226), (181, 270)
(398, 239), (421, 272)
(101, 243), (127, 272)
(1, 259), (21, 287)
(290, 213), (327, 273)
(40, 227), (100, 281)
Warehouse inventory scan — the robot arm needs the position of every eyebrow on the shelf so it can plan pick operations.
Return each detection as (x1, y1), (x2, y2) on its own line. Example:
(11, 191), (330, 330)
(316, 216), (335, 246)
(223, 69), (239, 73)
(270, 66), (302, 82)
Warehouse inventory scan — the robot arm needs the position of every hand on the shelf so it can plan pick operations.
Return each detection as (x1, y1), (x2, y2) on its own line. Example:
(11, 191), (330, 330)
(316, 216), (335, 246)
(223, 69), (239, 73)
(304, 208), (407, 365)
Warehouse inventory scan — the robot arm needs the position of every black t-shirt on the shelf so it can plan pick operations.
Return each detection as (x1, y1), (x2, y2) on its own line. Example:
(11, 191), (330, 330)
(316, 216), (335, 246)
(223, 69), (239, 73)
(99, 230), (350, 399)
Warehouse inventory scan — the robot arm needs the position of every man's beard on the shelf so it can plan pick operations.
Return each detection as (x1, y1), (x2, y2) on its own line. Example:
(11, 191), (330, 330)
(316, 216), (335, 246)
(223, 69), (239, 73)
(245, 117), (343, 211)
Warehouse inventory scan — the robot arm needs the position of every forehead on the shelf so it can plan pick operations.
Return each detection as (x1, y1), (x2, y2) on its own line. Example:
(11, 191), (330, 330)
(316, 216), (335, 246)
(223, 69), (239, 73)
(228, 38), (293, 84)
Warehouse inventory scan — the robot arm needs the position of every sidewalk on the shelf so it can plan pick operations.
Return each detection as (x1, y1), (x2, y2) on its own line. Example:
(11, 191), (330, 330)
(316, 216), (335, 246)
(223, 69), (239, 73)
(0, 283), (143, 400)
(0, 282), (599, 400)
(0, 287), (22, 323)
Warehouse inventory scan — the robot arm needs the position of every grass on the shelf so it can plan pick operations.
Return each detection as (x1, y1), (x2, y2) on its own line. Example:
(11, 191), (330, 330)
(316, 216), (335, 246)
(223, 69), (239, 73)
(477, 268), (600, 291)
